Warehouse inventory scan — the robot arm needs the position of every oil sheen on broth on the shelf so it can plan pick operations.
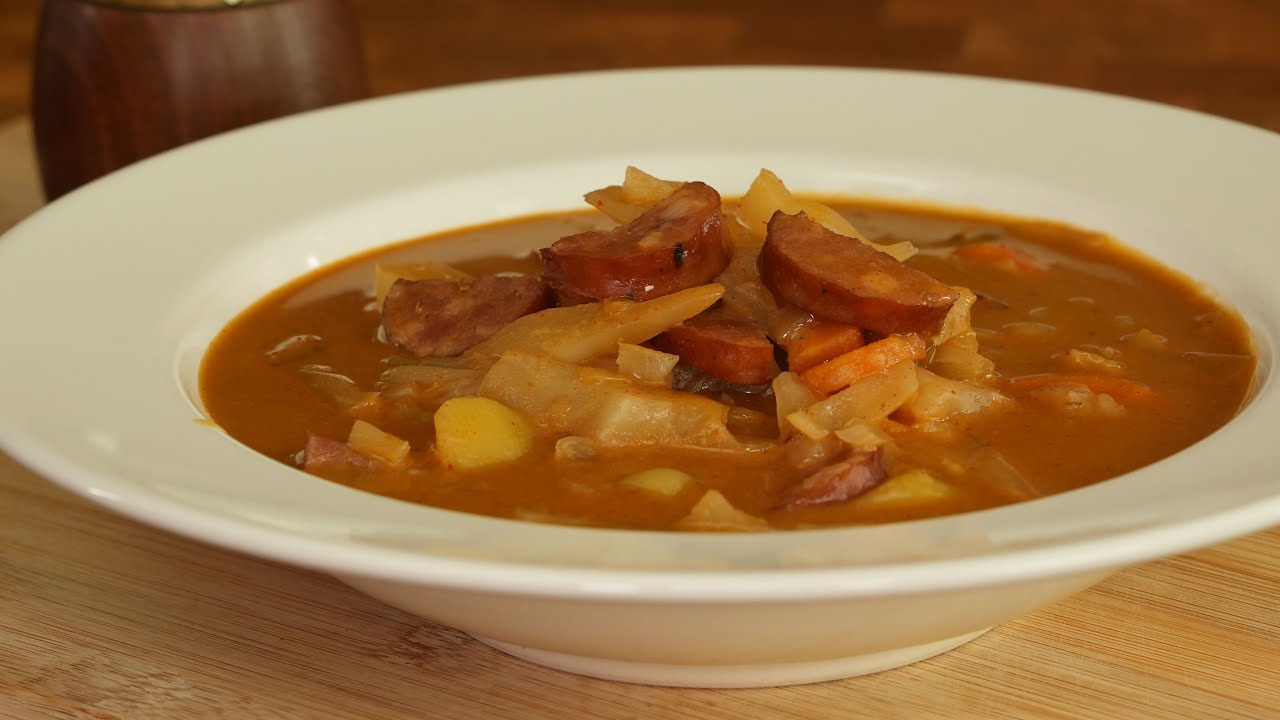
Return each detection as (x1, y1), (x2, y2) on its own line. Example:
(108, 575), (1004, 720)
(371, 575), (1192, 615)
(199, 197), (1255, 531)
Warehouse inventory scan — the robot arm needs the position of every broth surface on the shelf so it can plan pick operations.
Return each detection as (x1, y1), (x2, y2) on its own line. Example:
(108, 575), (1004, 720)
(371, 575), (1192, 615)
(200, 200), (1255, 530)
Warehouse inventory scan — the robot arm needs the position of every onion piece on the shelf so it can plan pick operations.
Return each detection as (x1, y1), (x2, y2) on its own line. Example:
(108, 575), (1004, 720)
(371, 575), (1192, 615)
(677, 489), (770, 532)
(583, 166), (684, 224)
(616, 343), (679, 386)
(298, 366), (368, 410)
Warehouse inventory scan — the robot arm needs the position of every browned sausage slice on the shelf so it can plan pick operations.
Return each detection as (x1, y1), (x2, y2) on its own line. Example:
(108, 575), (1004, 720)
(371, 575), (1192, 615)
(382, 274), (552, 357)
(760, 212), (958, 336)
(777, 449), (886, 508)
(301, 434), (380, 474)
(540, 181), (732, 303)
(651, 306), (775, 386)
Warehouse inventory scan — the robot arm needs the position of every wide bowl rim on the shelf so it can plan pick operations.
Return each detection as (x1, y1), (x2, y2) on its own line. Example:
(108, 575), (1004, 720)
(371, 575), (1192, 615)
(0, 65), (1277, 601)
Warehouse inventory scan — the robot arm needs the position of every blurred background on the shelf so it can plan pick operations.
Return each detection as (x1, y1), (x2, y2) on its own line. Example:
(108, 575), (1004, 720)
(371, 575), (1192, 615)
(2, 0), (1279, 131)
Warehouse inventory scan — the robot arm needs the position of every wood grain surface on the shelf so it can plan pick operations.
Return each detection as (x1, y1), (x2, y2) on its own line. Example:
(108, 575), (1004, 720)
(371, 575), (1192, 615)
(4, 0), (1280, 133)
(1, 1), (1279, 717)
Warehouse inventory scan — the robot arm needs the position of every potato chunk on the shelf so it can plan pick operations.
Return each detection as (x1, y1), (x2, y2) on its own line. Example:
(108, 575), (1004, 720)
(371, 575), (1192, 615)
(677, 490), (770, 531)
(434, 397), (535, 470)
(855, 469), (956, 510)
(346, 419), (410, 464)
(620, 467), (694, 496)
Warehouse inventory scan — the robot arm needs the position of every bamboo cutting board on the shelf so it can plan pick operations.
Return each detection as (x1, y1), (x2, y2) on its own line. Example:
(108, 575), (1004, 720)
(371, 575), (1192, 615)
(0, 118), (1277, 719)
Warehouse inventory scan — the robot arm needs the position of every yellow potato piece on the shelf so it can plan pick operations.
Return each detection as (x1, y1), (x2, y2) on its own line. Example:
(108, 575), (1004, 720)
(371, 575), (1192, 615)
(620, 467), (694, 497)
(434, 397), (535, 470)
(677, 490), (770, 532)
(856, 469), (955, 510)
(347, 419), (411, 464)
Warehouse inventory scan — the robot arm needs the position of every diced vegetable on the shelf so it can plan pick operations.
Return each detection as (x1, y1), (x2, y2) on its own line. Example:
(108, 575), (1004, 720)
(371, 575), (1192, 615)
(944, 330), (982, 353)
(1055, 348), (1127, 375)
(1124, 328), (1170, 354)
(799, 334), (928, 396)
(789, 360), (920, 439)
(772, 371), (820, 438)
(1004, 374), (1156, 405)
(511, 508), (593, 527)
(378, 364), (483, 409)
(932, 287), (977, 346)
(676, 489), (770, 531)
(958, 444), (1037, 500)
(374, 261), (472, 310)
(927, 340), (996, 382)
(433, 397), (535, 470)
(583, 166), (684, 224)
(952, 242), (1046, 273)
(855, 469), (956, 510)
(784, 433), (844, 472)
(780, 318), (866, 373)
(738, 169), (916, 260)
(834, 423), (892, 453)
(592, 387), (738, 448)
(464, 283), (724, 366)
(480, 350), (739, 449)
(299, 366), (369, 410)
(895, 368), (1012, 424)
(786, 411), (832, 441)
(620, 467), (695, 496)
(616, 343), (679, 386)
(714, 245), (779, 328)
(347, 419), (411, 465)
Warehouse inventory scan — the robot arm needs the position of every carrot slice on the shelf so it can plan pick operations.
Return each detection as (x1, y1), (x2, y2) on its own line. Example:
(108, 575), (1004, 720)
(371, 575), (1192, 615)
(1004, 374), (1156, 404)
(783, 320), (866, 373)
(799, 334), (927, 395)
(952, 242), (1046, 274)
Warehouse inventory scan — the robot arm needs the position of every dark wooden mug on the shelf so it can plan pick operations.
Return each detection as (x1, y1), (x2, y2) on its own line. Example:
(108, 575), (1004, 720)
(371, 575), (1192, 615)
(32, 0), (369, 200)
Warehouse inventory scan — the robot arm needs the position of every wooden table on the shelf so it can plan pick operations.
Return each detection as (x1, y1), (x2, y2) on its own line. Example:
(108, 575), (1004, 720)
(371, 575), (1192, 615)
(0, 116), (1276, 719)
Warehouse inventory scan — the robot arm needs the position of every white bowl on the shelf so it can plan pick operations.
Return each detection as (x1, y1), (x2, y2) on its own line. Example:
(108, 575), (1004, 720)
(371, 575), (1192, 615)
(0, 68), (1277, 688)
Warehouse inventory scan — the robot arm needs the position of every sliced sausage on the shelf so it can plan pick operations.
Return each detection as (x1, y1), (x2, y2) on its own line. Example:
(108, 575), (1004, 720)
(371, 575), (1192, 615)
(776, 449), (886, 509)
(382, 274), (552, 357)
(651, 306), (775, 386)
(760, 212), (958, 336)
(301, 434), (380, 474)
(540, 181), (732, 303)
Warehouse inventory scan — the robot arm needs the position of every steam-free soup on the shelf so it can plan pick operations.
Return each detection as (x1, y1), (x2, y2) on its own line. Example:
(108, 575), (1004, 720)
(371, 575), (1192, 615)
(199, 170), (1255, 531)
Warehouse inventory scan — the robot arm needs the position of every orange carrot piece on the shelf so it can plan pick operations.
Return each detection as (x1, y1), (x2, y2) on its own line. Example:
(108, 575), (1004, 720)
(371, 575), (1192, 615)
(799, 334), (928, 395)
(1004, 374), (1156, 404)
(784, 320), (866, 373)
(953, 242), (1046, 273)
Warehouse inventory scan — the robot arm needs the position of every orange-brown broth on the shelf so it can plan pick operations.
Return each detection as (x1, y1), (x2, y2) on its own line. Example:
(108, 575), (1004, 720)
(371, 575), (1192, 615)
(199, 201), (1255, 529)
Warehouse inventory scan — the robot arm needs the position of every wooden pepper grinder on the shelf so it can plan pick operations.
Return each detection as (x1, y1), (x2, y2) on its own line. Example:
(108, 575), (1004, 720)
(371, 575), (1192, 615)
(32, 0), (368, 200)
